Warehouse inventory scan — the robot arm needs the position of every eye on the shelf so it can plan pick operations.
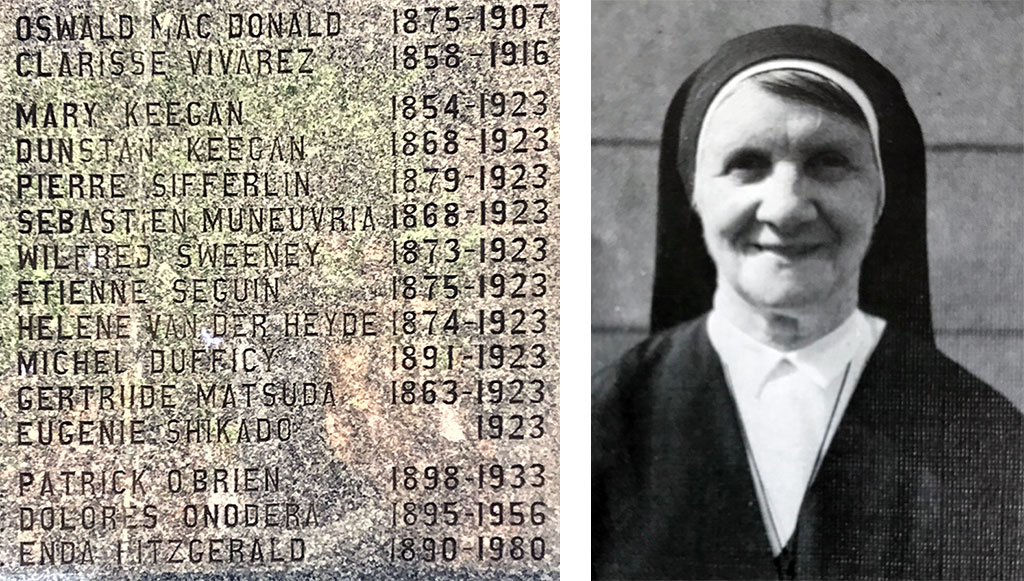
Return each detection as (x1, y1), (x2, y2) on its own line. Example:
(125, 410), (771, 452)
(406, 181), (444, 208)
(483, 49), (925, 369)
(806, 150), (854, 181)
(723, 150), (771, 182)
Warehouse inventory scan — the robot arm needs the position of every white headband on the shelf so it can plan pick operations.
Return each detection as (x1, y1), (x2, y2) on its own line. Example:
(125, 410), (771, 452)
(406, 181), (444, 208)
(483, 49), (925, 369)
(697, 59), (885, 217)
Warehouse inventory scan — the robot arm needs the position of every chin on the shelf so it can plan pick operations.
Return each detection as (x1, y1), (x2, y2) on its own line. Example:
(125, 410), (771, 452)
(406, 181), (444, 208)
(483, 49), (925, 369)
(737, 254), (842, 303)
(737, 273), (836, 312)
(745, 288), (831, 311)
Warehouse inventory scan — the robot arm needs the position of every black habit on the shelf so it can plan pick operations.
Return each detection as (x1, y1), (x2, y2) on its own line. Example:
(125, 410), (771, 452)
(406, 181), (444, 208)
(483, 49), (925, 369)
(592, 317), (1024, 579)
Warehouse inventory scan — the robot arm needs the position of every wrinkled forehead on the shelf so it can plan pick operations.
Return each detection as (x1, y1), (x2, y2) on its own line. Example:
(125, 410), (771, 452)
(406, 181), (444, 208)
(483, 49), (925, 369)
(697, 59), (880, 150)
(698, 82), (875, 160)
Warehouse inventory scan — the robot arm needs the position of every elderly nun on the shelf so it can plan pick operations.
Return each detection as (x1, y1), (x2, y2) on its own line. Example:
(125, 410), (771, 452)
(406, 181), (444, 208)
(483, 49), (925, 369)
(592, 25), (1023, 580)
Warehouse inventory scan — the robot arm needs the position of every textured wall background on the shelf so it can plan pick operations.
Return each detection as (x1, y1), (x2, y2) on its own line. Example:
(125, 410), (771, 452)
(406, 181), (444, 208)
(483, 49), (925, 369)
(591, 0), (1024, 410)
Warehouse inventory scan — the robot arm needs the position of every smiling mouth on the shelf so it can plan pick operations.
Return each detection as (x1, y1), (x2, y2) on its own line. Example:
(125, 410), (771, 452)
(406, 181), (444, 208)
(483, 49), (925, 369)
(749, 243), (825, 259)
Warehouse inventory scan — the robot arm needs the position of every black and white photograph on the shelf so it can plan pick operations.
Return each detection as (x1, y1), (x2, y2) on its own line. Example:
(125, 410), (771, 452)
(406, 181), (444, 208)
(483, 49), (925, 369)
(592, 1), (1024, 578)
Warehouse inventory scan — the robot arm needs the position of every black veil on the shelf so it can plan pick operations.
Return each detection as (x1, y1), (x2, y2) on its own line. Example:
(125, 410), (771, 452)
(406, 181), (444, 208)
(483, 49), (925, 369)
(651, 25), (934, 344)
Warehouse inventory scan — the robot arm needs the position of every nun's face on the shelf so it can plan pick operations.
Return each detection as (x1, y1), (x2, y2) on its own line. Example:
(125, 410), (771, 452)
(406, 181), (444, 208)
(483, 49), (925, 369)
(694, 81), (880, 314)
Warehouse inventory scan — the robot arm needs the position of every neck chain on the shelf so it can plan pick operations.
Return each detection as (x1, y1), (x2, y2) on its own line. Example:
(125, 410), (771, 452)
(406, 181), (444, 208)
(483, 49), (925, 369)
(737, 360), (853, 552)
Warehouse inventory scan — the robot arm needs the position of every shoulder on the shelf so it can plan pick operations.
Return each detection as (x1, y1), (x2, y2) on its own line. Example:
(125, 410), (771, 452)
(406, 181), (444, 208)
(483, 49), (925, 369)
(874, 326), (1023, 427)
(591, 315), (723, 471)
(591, 315), (711, 422)
(592, 316), (711, 394)
(865, 326), (1024, 465)
(870, 327), (1024, 573)
(591, 315), (735, 577)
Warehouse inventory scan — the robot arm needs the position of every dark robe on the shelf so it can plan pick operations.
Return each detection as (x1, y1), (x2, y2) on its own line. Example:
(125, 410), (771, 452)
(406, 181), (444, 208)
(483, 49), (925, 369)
(592, 316), (1024, 580)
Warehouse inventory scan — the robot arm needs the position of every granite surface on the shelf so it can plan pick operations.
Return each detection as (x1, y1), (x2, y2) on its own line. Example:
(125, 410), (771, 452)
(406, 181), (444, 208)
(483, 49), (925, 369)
(1, 1), (560, 578)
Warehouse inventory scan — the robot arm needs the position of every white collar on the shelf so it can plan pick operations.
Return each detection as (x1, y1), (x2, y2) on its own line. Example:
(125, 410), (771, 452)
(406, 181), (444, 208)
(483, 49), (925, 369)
(708, 308), (872, 398)
(706, 301), (886, 555)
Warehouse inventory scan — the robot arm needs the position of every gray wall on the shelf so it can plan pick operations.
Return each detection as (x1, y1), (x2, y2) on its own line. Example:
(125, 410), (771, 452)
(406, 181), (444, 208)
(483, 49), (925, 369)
(592, 0), (1024, 410)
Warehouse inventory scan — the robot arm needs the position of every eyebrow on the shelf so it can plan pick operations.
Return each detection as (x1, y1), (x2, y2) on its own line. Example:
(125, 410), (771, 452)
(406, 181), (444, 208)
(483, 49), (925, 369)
(716, 134), (866, 157)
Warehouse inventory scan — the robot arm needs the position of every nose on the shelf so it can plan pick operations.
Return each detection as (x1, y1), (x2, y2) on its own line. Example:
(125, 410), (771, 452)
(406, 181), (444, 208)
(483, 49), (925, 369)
(754, 164), (818, 232)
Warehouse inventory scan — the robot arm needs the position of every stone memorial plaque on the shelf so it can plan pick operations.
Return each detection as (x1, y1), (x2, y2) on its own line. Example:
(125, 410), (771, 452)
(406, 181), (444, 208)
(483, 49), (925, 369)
(1, 1), (560, 578)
